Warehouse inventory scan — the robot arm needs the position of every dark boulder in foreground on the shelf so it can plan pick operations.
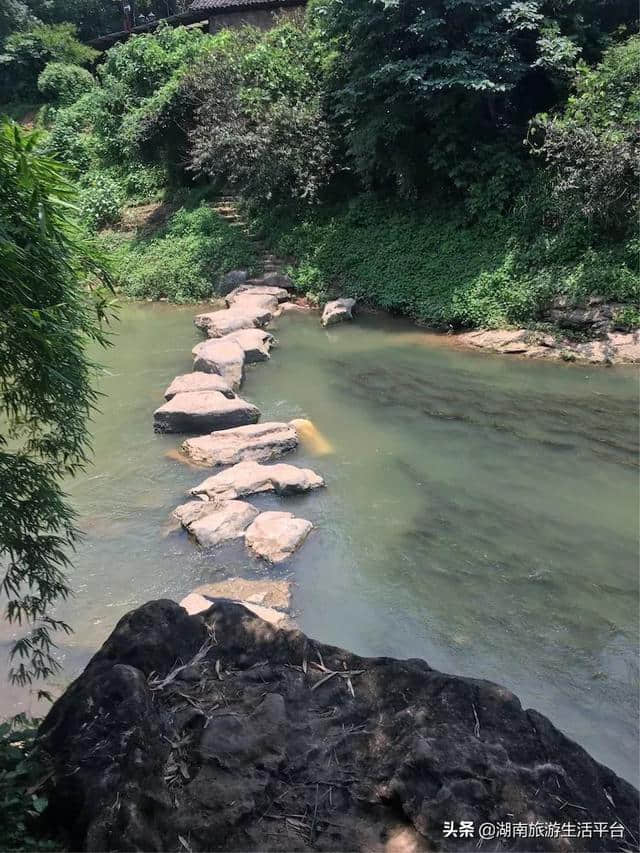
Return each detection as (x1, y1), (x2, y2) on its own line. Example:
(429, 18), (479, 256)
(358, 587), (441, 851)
(38, 600), (638, 852)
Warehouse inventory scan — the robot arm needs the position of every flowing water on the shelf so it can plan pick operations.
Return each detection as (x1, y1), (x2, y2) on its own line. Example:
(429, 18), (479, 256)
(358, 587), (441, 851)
(1, 303), (638, 785)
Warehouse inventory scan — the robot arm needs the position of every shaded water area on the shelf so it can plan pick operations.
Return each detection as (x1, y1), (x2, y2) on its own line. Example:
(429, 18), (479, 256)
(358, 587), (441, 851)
(2, 303), (638, 786)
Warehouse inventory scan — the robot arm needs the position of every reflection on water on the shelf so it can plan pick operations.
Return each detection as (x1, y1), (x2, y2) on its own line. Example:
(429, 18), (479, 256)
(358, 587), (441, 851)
(1, 304), (638, 785)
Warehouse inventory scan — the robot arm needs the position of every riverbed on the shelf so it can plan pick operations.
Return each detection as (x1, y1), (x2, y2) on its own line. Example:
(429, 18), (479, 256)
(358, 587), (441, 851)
(2, 303), (638, 786)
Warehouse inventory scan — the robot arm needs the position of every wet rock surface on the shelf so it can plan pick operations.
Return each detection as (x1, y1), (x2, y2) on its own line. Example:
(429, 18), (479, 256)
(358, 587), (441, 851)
(245, 510), (313, 563)
(189, 459), (325, 501)
(38, 599), (639, 852)
(153, 391), (260, 434)
(321, 297), (356, 327)
(181, 422), (299, 467)
(164, 372), (235, 401)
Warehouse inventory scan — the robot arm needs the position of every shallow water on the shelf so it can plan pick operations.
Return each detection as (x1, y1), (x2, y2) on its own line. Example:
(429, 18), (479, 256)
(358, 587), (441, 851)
(2, 303), (638, 785)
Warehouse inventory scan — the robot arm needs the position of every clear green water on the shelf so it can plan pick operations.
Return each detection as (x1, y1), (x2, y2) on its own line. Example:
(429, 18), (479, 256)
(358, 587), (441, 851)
(2, 303), (638, 785)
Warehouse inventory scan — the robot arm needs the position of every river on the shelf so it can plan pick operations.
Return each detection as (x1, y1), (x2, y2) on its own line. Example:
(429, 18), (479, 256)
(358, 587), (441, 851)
(2, 302), (638, 786)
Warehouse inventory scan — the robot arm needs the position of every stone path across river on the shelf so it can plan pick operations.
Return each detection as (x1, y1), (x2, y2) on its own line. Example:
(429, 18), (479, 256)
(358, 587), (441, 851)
(154, 250), (325, 589)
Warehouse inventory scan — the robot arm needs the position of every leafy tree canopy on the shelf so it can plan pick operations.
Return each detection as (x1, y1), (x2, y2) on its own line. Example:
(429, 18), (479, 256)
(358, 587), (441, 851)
(0, 119), (112, 685)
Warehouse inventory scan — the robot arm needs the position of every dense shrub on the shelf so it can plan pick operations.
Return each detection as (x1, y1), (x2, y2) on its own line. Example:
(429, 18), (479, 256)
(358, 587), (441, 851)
(37, 60), (94, 105)
(107, 202), (258, 301)
(186, 22), (337, 203)
(78, 171), (124, 229)
(532, 36), (640, 234)
(91, 23), (211, 172)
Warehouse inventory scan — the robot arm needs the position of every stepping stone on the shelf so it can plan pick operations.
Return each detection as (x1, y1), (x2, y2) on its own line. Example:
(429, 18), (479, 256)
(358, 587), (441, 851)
(179, 592), (294, 628)
(164, 372), (235, 401)
(227, 292), (280, 315)
(190, 460), (324, 501)
(262, 272), (293, 289)
(245, 511), (313, 564)
(191, 577), (291, 611)
(187, 500), (259, 547)
(192, 339), (245, 390)
(226, 284), (289, 306)
(181, 422), (298, 467)
(173, 499), (220, 527)
(321, 297), (356, 327)
(153, 391), (260, 434)
(221, 329), (275, 364)
(194, 304), (273, 338)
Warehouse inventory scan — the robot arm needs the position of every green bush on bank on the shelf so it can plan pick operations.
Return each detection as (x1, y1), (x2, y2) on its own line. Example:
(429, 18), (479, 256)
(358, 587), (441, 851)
(104, 202), (258, 303)
(252, 194), (639, 329)
(0, 716), (61, 852)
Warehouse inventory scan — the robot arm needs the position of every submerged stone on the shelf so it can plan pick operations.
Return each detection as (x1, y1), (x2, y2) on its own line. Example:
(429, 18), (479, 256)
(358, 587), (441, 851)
(153, 391), (260, 434)
(181, 422), (299, 467)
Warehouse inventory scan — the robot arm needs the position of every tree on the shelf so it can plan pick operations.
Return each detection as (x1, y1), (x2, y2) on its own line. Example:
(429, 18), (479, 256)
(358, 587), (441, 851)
(0, 119), (113, 686)
(0, 22), (98, 101)
(319, 0), (637, 198)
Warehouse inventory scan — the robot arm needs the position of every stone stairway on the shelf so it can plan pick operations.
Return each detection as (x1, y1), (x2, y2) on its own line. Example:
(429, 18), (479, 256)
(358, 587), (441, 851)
(212, 196), (288, 278)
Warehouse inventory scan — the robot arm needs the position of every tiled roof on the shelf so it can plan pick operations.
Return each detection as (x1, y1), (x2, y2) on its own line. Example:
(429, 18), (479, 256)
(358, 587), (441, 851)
(190, 0), (303, 10)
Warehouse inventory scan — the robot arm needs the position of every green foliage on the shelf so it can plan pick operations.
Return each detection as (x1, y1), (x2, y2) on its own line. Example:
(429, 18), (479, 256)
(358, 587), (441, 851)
(318, 0), (637, 198)
(253, 193), (638, 329)
(532, 35), (639, 232)
(37, 94), (96, 175)
(0, 715), (61, 852)
(91, 23), (211, 172)
(37, 61), (94, 106)
(0, 119), (113, 685)
(0, 23), (97, 101)
(78, 171), (124, 230)
(107, 201), (258, 302)
(186, 21), (337, 203)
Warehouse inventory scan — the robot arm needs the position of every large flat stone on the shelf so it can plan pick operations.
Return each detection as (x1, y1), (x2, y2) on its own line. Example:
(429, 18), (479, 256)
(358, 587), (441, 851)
(226, 284), (289, 306)
(191, 577), (292, 611)
(245, 511), (313, 564)
(164, 372), (235, 401)
(194, 305), (273, 338)
(187, 500), (259, 547)
(192, 339), (245, 390)
(153, 391), (260, 434)
(181, 422), (299, 467)
(190, 460), (325, 501)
